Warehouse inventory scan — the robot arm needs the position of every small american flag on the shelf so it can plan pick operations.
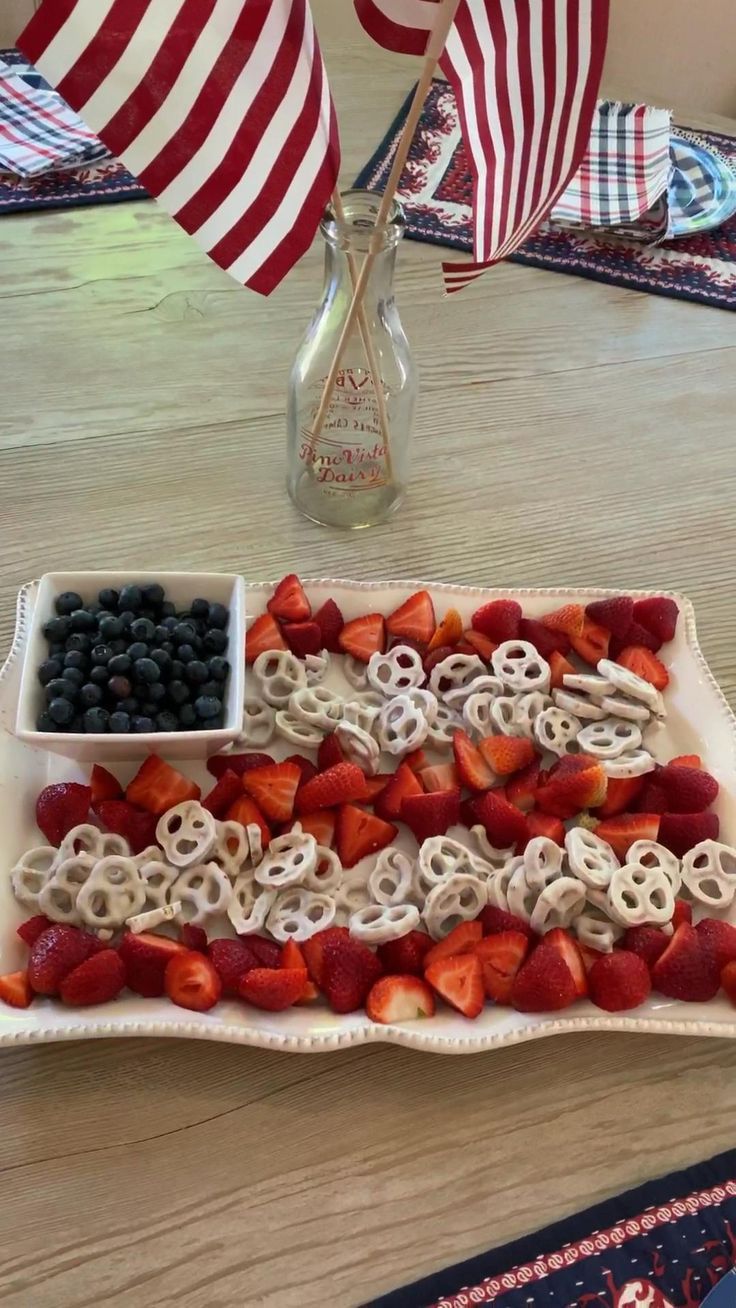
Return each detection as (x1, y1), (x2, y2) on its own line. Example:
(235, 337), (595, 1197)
(355, 0), (609, 293)
(19, 0), (340, 295)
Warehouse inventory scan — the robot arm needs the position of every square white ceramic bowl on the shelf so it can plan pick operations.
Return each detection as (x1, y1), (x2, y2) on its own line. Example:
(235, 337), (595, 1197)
(15, 571), (245, 761)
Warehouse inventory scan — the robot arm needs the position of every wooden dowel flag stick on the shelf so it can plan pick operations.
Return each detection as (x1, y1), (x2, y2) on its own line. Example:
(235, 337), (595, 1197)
(308, 0), (461, 448)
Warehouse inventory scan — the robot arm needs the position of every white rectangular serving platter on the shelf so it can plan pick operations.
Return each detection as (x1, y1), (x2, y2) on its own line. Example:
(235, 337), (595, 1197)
(1, 578), (735, 1054)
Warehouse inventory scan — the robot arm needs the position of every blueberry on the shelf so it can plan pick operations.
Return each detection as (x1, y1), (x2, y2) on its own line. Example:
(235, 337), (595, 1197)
(130, 617), (155, 642)
(83, 707), (110, 733)
(168, 680), (190, 706)
(87, 603), (103, 617)
(159, 641), (175, 658)
(184, 660), (208, 685)
(173, 622), (197, 645)
(43, 616), (71, 642)
(199, 680), (223, 699)
(46, 677), (76, 703)
(118, 584), (143, 611)
(160, 615), (178, 632)
(152, 624), (169, 646)
(63, 649), (87, 670)
(146, 680), (167, 704)
(109, 638), (128, 656)
(141, 583), (165, 607)
(131, 715), (154, 733)
(108, 653), (132, 676)
(177, 643), (196, 664)
(207, 603), (229, 630)
(109, 711), (131, 733)
(98, 615), (124, 640)
(117, 696), (139, 715)
(149, 648), (171, 676)
(170, 659), (185, 680)
(178, 703), (197, 728)
(66, 632), (91, 654)
(48, 696), (75, 725)
(36, 711), (58, 732)
(80, 682), (104, 708)
(194, 694), (222, 720)
(48, 642), (67, 657)
(91, 643), (113, 666)
(206, 656), (229, 682)
(133, 657), (160, 684)
(140, 701), (159, 719)
(95, 610), (114, 624)
(70, 609), (97, 633)
(128, 641), (149, 661)
(203, 628), (228, 654)
(109, 675), (133, 700)
(117, 609), (136, 631)
(62, 666), (85, 688)
(192, 619), (208, 638)
(70, 715), (85, 732)
(98, 587), (119, 609)
(190, 598), (209, 619)
(38, 658), (63, 685)
(156, 711), (179, 733)
(54, 591), (83, 617)
(90, 666), (110, 687)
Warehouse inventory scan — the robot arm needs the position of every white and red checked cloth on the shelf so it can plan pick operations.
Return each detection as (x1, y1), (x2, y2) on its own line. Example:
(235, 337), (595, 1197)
(0, 56), (108, 176)
(551, 99), (673, 233)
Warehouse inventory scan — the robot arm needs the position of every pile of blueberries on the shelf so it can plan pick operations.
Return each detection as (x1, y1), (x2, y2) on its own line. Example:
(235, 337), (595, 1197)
(36, 582), (231, 733)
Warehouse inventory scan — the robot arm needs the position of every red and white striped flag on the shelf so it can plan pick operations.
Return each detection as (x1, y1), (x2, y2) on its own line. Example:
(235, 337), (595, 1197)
(355, 0), (609, 293)
(19, 0), (340, 295)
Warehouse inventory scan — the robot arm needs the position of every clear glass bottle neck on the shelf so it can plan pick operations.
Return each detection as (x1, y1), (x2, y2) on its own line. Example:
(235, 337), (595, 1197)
(319, 189), (404, 308)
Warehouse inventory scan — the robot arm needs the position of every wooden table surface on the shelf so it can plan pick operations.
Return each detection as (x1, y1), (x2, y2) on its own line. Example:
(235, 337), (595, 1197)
(1, 7), (736, 1306)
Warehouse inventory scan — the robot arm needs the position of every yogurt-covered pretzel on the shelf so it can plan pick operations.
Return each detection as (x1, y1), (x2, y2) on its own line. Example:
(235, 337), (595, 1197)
(533, 706), (582, 756)
(403, 688), (438, 727)
(350, 902), (419, 945)
(552, 690), (607, 722)
(336, 719), (381, 775)
(463, 690), (500, 738)
(425, 701), (463, 748)
(514, 691), (554, 739)
(134, 845), (162, 869)
(598, 658), (662, 711)
(628, 840), (681, 891)
(565, 828), (620, 890)
(253, 649), (306, 707)
(377, 695), (429, 756)
(577, 718), (642, 759)
(369, 847), (416, 906)
(246, 823), (264, 866)
(523, 836), (564, 891)
(602, 749), (656, 779)
(302, 845), (342, 895)
(428, 653), (485, 700)
(485, 857), (524, 910)
(11, 846), (59, 909)
(608, 863), (675, 926)
(254, 831), (318, 890)
(266, 888), (336, 942)
(681, 840), (736, 909)
(211, 820), (251, 880)
(127, 902), (182, 934)
(506, 863), (537, 924)
(341, 698), (382, 734)
(38, 853), (96, 924)
(490, 696), (524, 738)
(563, 672), (615, 697)
(76, 854), (146, 931)
(240, 696), (276, 747)
(305, 650), (330, 686)
(290, 684), (344, 731)
(492, 641), (551, 694)
(274, 709), (325, 748)
(529, 877), (586, 934)
(175, 861), (232, 926)
(445, 675), (504, 711)
(417, 836), (489, 893)
(228, 873), (274, 935)
(335, 871), (372, 922)
(139, 858), (179, 909)
(367, 646), (425, 697)
(599, 695), (651, 724)
(423, 873), (486, 940)
(156, 801), (217, 868)
(471, 826), (515, 868)
(344, 655), (369, 690)
(58, 824), (110, 861)
(575, 910), (623, 954)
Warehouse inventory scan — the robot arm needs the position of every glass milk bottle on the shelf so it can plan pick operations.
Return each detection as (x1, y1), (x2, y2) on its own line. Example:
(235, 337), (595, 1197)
(286, 191), (417, 529)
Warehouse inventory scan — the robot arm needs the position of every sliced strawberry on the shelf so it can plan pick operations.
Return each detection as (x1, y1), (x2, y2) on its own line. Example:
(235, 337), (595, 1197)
(202, 770), (243, 819)
(302, 926), (350, 989)
(247, 936), (283, 969)
(389, 636), (427, 658)
(90, 764), (122, 807)
(455, 640), (478, 656)
(470, 790), (530, 849)
(224, 795), (272, 846)
(418, 763), (459, 793)
(453, 729), (495, 791)
(504, 760), (541, 813)
(126, 755), (200, 816)
(386, 590), (436, 645)
(535, 755), (608, 820)
(594, 813), (660, 860)
(16, 914), (53, 948)
(544, 928), (588, 998)
(479, 905), (536, 940)
(296, 762), (369, 813)
(658, 810), (719, 857)
(517, 618), (570, 658)
(284, 754), (319, 787)
(243, 761), (302, 823)
(377, 930), (433, 977)
(510, 940), (579, 1012)
(279, 940), (317, 1000)
(621, 926), (669, 969)
(610, 621), (663, 658)
(424, 922), (483, 969)
(548, 650), (576, 690)
(585, 596), (634, 639)
(633, 596), (678, 643)
(245, 612), (287, 663)
(209, 938), (259, 994)
(296, 810), (335, 848)
(525, 811), (565, 844)
(267, 573), (311, 623)
(672, 900), (693, 930)
(696, 918), (736, 973)
(165, 950), (222, 1012)
(723, 961), (736, 1006)
(335, 804), (397, 868)
(338, 613), (386, 663)
(362, 774), (391, 803)
(656, 763), (718, 814)
(470, 599), (521, 642)
(651, 923), (720, 1002)
(422, 645), (455, 676)
(178, 925), (207, 953)
(588, 951), (650, 1012)
(425, 953), (484, 1018)
(427, 607), (462, 652)
(401, 789), (460, 842)
(540, 603), (585, 637)
(669, 753), (702, 770)
(366, 975), (435, 1023)
(570, 617), (610, 666)
(240, 964), (309, 1012)
(119, 930), (188, 997)
(312, 598), (344, 652)
(616, 645), (669, 690)
(474, 931), (529, 1003)
(36, 782), (91, 845)
(462, 629), (497, 661)
(317, 733), (345, 771)
(404, 748), (430, 774)
(96, 800), (158, 855)
(596, 775), (646, 818)
(321, 933), (382, 1013)
(0, 970), (33, 1009)
(282, 621), (322, 657)
(60, 950), (126, 1006)
(478, 735), (535, 777)
(206, 752), (275, 780)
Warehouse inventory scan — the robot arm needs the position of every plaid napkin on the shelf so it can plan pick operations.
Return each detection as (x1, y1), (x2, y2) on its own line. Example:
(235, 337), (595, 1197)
(0, 56), (109, 177)
(552, 100), (673, 235)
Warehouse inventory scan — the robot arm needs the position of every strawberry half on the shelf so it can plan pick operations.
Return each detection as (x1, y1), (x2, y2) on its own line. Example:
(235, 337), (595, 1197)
(374, 761), (423, 821)
(208, 938), (259, 994)
(16, 914), (53, 948)
(621, 926), (669, 969)
(296, 762), (369, 813)
(419, 763), (460, 793)
(658, 810), (719, 857)
(585, 596), (634, 639)
(617, 645), (669, 690)
(470, 790), (530, 849)
(401, 789), (460, 842)
(544, 928), (588, 998)
(386, 590), (436, 645)
(90, 764), (122, 807)
(570, 617), (610, 666)
(470, 599), (521, 642)
(594, 813), (660, 860)
(696, 918), (736, 974)
(535, 755), (607, 820)
(510, 940), (578, 1012)
(207, 752), (275, 779)
(504, 760), (541, 813)
(36, 782), (91, 845)
(60, 950), (126, 1006)
(651, 923), (720, 1002)
(479, 905), (536, 939)
(517, 618), (570, 658)
(427, 608), (462, 651)
(320, 933), (382, 1013)
(297, 810), (336, 848)
(453, 729), (495, 791)
(0, 971), (33, 1009)
(366, 975), (436, 1023)
(312, 598), (344, 652)
(96, 800), (158, 855)
(28, 924), (101, 995)
(165, 950), (222, 1012)
(245, 613), (287, 663)
(596, 775), (646, 818)
(283, 621), (322, 657)
(180, 924), (208, 952)
(284, 753), (319, 787)
(224, 795), (271, 846)
(240, 966), (307, 1011)
(377, 930), (433, 977)
(525, 811), (565, 844)
(302, 926), (350, 989)
(119, 930), (188, 998)
(540, 603), (585, 637)
(633, 596), (679, 643)
(338, 613), (386, 663)
(669, 753), (703, 769)
(462, 629), (497, 661)
(243, 761), (302, 823)
(425, 953), (484, 1019)
(126, 755), (200, 816)
(317, 732), (345, 771)
(474, 931), (529, 1003)
(548, 650), (576, 690)
(723, 962), (736, 1007)
(588, 951), (651, 1012)
(478, 735), (535, 777)
(335, 804), (397, 868)
(424, 921), (483, 968)
(656, 763), (718, 814)
(202, 770), (243, 819)
(267, 573), (311, 623)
